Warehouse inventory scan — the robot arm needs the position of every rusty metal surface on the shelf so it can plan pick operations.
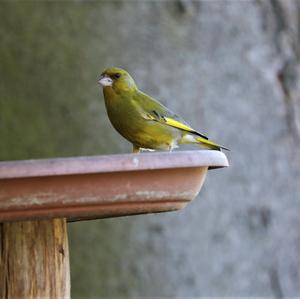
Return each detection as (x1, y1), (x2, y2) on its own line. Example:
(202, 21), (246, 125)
(0, 151), (228, 222)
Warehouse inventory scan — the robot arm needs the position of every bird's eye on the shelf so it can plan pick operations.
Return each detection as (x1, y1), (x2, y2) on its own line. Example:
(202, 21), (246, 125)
(114, 73), (121, 79)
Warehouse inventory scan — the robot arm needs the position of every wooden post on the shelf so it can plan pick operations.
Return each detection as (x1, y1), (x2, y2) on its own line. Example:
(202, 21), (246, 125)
(0, 218), (70, 299)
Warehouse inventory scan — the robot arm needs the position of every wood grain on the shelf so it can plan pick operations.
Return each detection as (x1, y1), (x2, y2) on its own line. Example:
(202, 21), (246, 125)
(0, 218), (70, 299)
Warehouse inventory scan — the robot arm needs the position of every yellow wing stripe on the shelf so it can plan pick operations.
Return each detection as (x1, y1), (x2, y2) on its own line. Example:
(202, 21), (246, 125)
(148, 112), (208, 140)
(163, 117), (195, 133)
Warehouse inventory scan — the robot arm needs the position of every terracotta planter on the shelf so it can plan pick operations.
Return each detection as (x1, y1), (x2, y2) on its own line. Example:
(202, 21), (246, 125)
(0, 150), (228, 222)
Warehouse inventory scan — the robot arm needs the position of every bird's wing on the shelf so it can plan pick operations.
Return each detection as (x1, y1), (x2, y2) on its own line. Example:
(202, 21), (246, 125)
(133, 91), (208, 140)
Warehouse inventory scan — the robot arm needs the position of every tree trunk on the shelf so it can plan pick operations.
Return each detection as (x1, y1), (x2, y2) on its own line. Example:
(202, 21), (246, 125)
(0, 218), (70, 299)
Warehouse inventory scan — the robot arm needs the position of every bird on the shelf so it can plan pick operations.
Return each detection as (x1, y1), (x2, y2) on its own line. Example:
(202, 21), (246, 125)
(98, 67), (229, 153)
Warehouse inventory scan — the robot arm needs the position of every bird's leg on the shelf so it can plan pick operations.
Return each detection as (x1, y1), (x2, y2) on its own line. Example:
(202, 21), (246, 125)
(168, 141), (176, 152)
(132, 145), (140, 154)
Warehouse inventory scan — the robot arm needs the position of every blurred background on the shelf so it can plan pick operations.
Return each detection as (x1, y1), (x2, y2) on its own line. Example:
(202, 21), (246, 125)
(1, 0), (300, 297)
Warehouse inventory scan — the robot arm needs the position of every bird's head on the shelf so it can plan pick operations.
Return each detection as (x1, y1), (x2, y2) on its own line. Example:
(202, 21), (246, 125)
(98, 67), (137, 93)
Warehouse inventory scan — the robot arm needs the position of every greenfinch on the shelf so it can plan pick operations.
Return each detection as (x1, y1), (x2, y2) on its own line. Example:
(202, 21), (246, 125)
(98, 67), (228, 153)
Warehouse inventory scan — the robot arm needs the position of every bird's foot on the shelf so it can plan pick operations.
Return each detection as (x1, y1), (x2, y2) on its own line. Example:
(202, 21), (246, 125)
(132, 145), (140, 154)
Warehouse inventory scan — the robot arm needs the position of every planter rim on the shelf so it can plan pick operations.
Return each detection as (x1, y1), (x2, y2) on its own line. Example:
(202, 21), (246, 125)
(0, 150), (229, 179)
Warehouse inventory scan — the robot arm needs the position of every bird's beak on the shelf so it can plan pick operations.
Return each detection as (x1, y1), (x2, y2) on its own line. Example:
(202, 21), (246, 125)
(98, 75), (113, 87)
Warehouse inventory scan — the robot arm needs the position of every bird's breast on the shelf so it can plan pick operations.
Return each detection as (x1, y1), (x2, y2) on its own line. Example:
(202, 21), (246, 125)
(103, 92), (180, 149)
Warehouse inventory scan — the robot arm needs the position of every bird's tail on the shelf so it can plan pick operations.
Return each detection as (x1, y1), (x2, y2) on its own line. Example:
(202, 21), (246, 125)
(195, 137), (229, 151)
